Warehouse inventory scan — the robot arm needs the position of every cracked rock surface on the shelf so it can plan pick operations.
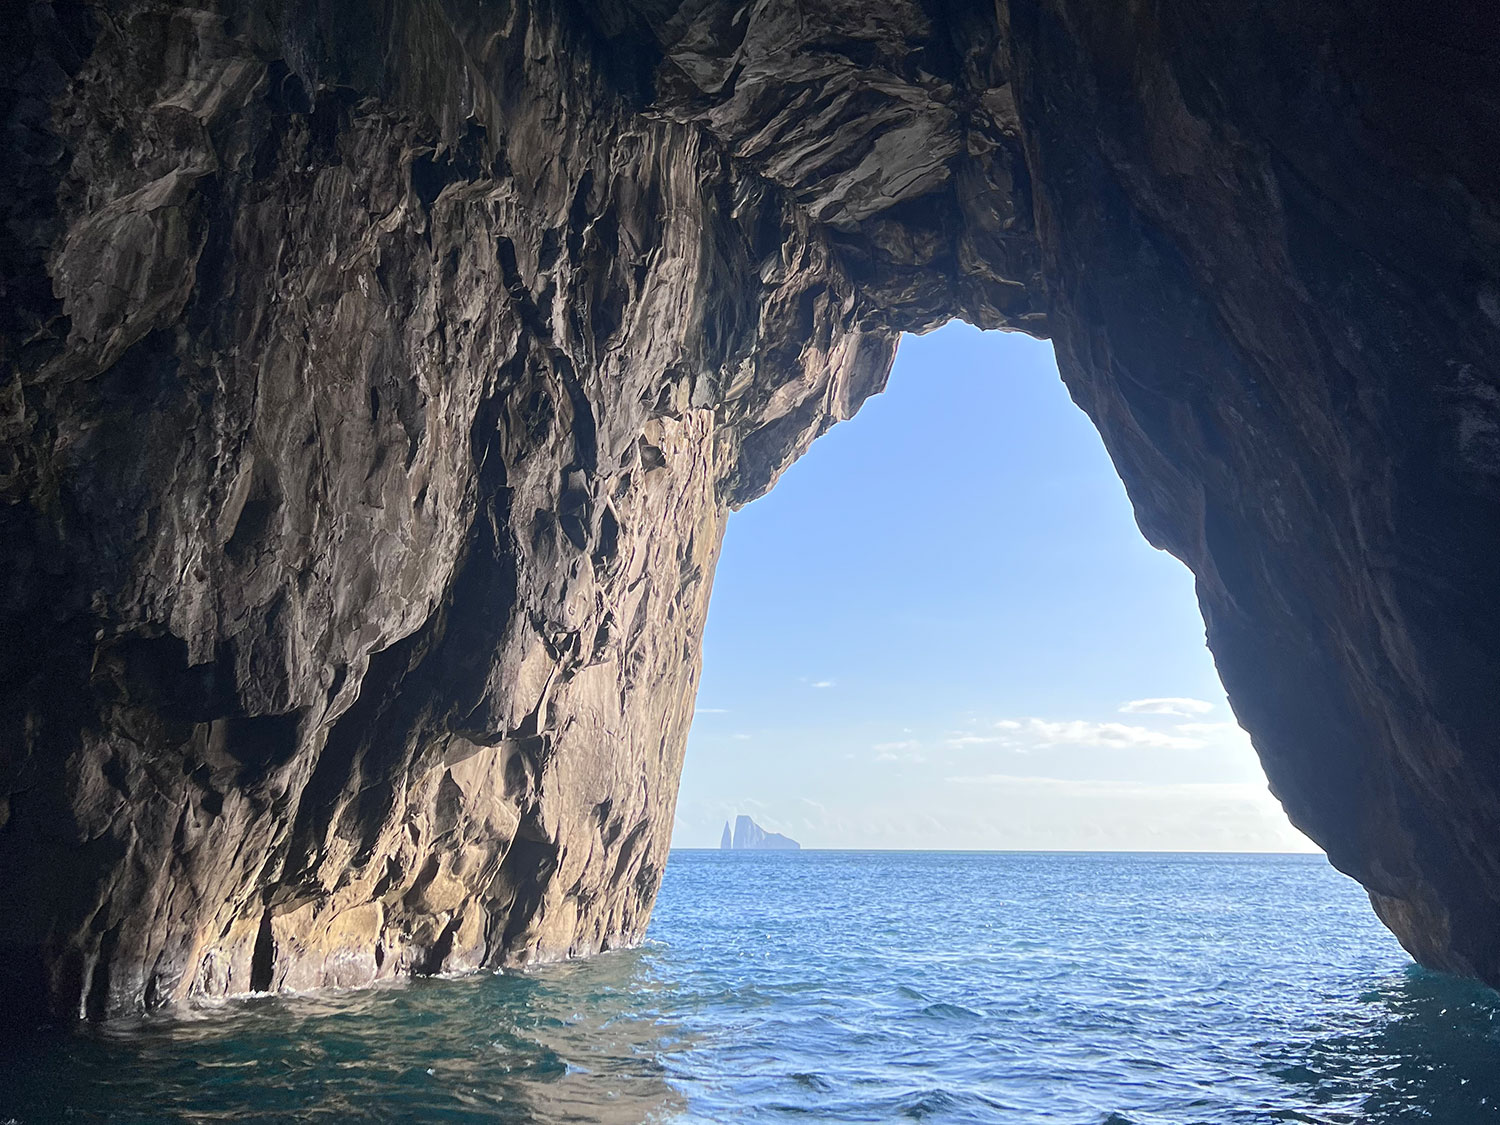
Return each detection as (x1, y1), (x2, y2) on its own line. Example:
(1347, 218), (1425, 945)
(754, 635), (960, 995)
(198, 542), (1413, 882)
(1, 0), (1498, 1022)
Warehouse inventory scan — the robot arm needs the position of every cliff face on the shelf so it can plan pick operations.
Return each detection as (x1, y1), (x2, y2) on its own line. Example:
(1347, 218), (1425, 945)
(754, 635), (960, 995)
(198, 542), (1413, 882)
(1007, 0), (1500, 980)
(1, 0), (1496, 1022)
(0, 0), (1035, 1021)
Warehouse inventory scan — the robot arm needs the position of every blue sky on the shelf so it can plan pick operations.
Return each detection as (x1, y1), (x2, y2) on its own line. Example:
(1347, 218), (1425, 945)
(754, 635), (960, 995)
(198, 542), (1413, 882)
(673, 323), (1316, 852)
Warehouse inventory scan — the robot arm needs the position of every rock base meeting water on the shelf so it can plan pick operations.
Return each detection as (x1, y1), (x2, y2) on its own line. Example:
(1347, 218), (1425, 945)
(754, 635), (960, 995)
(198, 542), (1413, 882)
(6, 0), (1500, 1020)
(3, 851), (1496, 1124)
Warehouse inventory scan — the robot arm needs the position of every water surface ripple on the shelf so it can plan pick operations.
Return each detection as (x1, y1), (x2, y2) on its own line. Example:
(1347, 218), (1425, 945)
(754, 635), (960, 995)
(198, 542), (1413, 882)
(4, 852), (1498, 1123)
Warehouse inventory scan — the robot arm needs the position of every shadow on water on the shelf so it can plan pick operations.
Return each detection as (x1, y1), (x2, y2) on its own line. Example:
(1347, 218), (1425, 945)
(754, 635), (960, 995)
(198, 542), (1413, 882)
(1262, 966), (1500, 1123)
(0, 949), (689, 1124)
(5, 855), (1500, 1124)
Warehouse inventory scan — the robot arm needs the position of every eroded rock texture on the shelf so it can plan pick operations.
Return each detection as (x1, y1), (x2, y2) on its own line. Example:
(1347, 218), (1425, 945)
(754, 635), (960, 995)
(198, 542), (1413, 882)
(0, 0), (1035, 1021)
(1006, 0), (1500, 981)
(1, 0), (1497, 1022)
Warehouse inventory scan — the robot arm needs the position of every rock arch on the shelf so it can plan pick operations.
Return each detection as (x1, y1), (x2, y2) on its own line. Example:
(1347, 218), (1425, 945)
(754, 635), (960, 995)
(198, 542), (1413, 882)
(1, 0), (1497, 1022)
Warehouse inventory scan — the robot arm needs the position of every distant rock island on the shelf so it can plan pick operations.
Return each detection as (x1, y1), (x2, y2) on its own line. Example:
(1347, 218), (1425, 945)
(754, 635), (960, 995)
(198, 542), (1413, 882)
(721, 815), (800, 851)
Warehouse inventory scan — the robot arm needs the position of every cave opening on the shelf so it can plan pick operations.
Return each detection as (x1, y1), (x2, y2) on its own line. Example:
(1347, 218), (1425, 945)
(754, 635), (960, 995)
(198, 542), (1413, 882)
(676, 323), (1313, 855)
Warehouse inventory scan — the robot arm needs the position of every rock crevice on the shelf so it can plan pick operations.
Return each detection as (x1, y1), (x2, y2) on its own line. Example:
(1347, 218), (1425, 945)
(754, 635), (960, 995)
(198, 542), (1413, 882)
(1, 0), (1497, 1022)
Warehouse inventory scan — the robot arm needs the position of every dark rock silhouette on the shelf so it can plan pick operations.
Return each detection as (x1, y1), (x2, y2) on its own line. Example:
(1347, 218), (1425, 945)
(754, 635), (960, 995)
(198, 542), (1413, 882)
(1, 0), (1497, 1021)
(723, 816), (800, 851)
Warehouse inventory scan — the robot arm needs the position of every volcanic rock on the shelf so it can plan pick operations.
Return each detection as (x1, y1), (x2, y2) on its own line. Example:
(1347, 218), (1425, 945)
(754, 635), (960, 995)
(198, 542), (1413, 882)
(0, 0), (1497, 1022)
(728, 815), (799, 851)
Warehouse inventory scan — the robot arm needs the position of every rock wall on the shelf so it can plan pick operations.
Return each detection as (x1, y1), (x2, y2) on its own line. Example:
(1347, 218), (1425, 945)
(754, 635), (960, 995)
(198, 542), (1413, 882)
(0, 0), (1034, 1022)
(1005, 0), (1500, 981)
(1, 0), (1497, 1023)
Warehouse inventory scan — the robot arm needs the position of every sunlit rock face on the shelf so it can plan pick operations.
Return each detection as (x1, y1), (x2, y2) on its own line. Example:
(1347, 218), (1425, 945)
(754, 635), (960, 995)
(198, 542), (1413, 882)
(0, 0), (1037, 1021)
(1, 0), (1496, 1022)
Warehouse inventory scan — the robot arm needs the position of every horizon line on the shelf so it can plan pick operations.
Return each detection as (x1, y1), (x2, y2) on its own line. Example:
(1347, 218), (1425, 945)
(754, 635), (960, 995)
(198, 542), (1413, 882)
(669, 846), (1326, 857)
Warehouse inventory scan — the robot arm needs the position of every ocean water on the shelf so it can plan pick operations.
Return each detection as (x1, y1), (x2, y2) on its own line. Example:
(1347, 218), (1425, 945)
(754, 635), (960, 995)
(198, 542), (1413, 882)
(4, 851), (1499, 1124)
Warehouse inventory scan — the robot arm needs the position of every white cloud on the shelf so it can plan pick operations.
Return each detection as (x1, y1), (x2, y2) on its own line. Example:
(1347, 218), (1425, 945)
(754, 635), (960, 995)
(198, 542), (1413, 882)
(1119, 697), (1215, 717)
(1174, 721), (1241, 737)
(812, 680), (835, 689)
(945, 733), (1006, 748)
(944, 773), (1258, 797)
(932, 774), (1313, 849)
(875, 741), (927, 764)
(732, 733), (751, 741)
(671, 772), (1317, 852)
(943, 717), (1206, 752)
(1025, 719), (1205, 750)
(694, 707), (729, 714)
(1173, 721), (1255, 754)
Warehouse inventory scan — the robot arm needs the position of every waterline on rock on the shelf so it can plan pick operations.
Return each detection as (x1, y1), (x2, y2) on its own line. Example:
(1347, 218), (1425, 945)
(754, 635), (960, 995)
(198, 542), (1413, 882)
(5, 853), (1499, 1123)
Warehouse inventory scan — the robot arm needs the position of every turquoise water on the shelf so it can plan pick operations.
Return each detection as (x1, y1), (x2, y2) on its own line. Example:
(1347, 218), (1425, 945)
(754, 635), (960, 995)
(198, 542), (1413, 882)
(4, 851), (1499, 1123)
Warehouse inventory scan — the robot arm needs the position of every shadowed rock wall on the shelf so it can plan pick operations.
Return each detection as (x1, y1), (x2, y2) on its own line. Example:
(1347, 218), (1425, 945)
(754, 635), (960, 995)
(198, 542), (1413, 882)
(1006, 0), (1500, 980)
(1, 0), (1496, 1023)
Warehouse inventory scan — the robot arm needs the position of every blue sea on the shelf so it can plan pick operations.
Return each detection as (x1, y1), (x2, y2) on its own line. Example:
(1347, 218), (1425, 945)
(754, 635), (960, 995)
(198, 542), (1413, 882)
(4, 851), (1499, 1123)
